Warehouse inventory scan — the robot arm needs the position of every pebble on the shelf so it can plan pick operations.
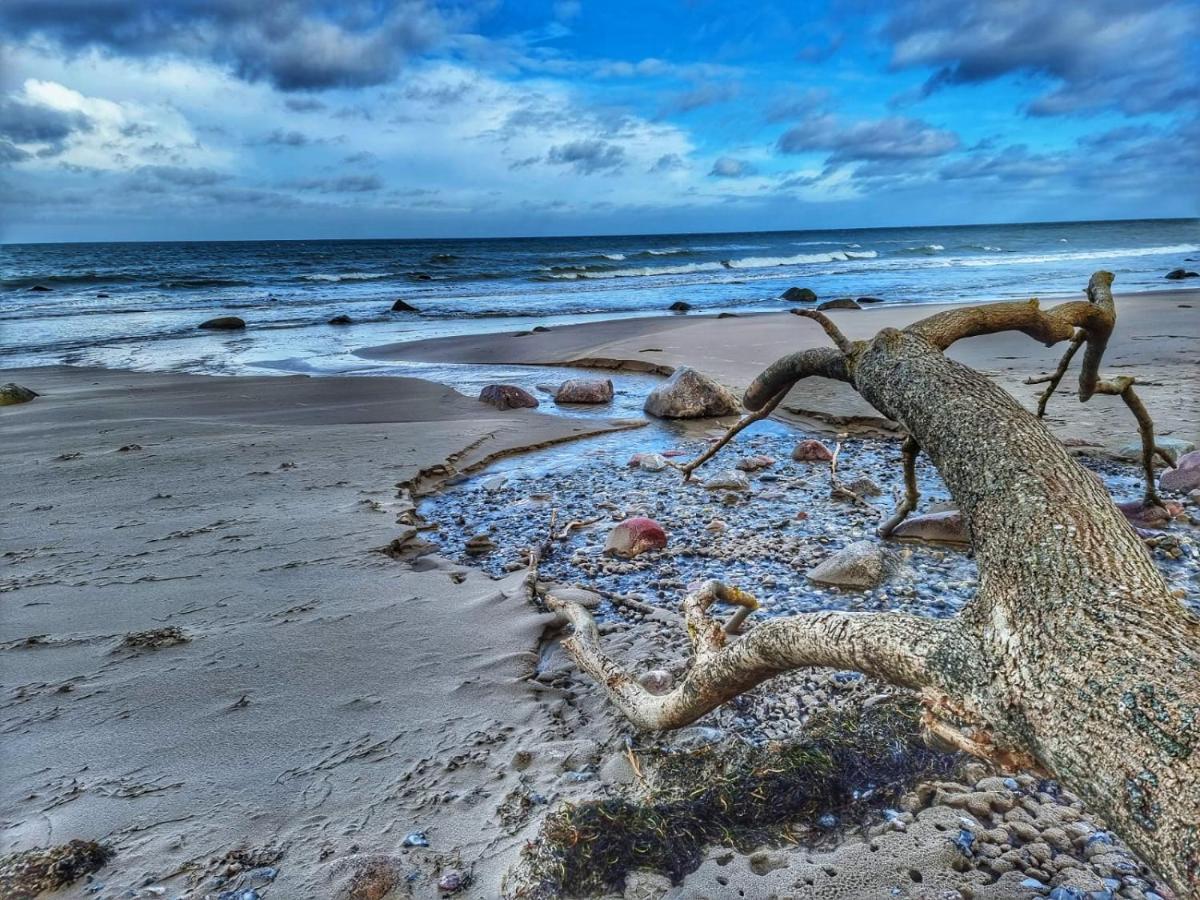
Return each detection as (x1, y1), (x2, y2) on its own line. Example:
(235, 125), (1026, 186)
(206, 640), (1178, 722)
(438, 870), (464, 893)
(402, 831), (429, 848)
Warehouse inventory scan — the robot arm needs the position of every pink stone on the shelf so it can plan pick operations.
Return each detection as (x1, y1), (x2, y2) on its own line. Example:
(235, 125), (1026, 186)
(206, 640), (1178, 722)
(478, 384), (538, 410)
(604, 516), (668, 558)
(1117, 499), (1183, 529)
(1160, 450), (1200, 493)
(792, 439), (834, 462)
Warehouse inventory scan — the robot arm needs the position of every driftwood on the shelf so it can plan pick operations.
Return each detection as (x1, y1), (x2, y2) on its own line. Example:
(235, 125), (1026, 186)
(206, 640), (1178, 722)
(547, 272), (1200, 895)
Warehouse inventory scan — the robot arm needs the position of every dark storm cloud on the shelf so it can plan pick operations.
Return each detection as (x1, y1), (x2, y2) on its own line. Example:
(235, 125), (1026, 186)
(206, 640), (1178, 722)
(0, 140), (31, 164)
(0, 0), (453, 92)
(777, 114), (959, 162)
(886, 0), (1199, 116)
(0, 96), (92, 145)
(545, 139), (625, 174)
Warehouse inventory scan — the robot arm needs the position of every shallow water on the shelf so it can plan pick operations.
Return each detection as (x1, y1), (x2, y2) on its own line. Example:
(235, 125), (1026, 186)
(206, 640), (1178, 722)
(419, 415), (1200, 620)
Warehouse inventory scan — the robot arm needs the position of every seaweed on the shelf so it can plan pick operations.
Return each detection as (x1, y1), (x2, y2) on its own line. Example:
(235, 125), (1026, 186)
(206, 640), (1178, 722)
(515, 696), (962, 897)
(0, 840), (111, 900)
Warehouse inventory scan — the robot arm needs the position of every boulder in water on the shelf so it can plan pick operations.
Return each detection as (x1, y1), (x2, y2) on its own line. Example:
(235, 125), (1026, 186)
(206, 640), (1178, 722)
(28, 284), (51, 292)
(1165, 268), (1199, 280)
(817, 297), (861, 311)
(736, 454), (775, 471)
(792, 439), (834, 462)
(780, 287), (817, 302)
(554, 378), (613, 404)
(807, 540), (900, 589)
(0, 383), (39, 406)
(891, 509), (969, 544)
(604, 516), (667, 558)
(1118, 436), (1194, 461)
(669, 300), (692, 312)
(1160, 450), (1200, 493)
(857, 296), (884, 304)
(1117, 499), (1182, 529)
(328, 314), (353, 325)
(643, 366), (740, 418)
(478, 384), (539, 410)
(628, 452), (669, 472)
(198, 316), (245, 330)
(391, 298), (419, 312)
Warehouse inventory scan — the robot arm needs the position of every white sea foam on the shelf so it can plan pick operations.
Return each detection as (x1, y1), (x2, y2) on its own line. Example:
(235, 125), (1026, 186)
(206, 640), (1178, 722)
(602, 253), (626, 260)
(301, 272), (391, 282)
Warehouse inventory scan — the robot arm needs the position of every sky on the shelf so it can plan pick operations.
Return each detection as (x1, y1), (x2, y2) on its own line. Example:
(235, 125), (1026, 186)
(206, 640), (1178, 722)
(0, 0), (1197, 243)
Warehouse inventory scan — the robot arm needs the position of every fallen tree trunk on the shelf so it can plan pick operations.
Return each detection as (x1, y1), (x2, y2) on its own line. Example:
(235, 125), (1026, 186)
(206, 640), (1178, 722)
(549, 273), (1200, 896)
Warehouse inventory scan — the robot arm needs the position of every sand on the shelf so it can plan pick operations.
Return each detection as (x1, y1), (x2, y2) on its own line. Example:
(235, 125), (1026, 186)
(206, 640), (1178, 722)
(3, 281), (1194, 900)
(363, 288), (1200, 447)
(0, 367), (642, 898)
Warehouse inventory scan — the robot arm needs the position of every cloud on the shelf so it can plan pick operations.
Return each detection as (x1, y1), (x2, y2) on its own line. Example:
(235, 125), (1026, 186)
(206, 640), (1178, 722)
(263, 128), (312, 147)
(285, 97), (326, 113)
(778, 114), (960, 162)
(650, 153), (686, 173)
(658, 82), (740, 116)
(0, 0), (455, 92)
(545, 139), (625, 173)
(764, 87), (829, 124)
(289, 173), (384, 193)
(885, 0), (1199, 116)
(708, 156), (756, 178)
(139, 164), (231, 187)
(0, 95), (92, 145)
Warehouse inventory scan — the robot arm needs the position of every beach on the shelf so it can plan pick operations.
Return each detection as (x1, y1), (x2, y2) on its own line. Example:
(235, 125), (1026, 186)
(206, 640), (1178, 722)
(3, 279), (1197, 898)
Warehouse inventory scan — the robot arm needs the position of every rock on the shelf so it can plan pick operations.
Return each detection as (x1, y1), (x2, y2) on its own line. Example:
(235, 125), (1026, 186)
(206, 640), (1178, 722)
(843, 476), (882, 497)
(704, 469), (750, 491)
(1117, 499), (1182, 529)
(1165, 268), (1199, 280)
(638, 669), (674, 694)
(807, 540), (900, 589)
(1160, 449), (1200, 493)
(668, 300), (692, 312)
(717, 312), (738, 318)
(643, 366), (740, 419)
(736, 454), (775, 471)
(817, 297), (861, 310)
(96, 292), (110, 298)
(532, 325), (550, 333)
(402, 831), (428, 848)
(554, 378), (613, 404)
(857, 296), (884, 304)
(411, 272), (432, 280)
(628, 452), (669, 472)
(437, 870), (464, 893)
(198, 316), (246, 330)
(669, 726), (725, 749)
(0, 383), (39, 406)
(479, 384), (538, 410)
(328, 314), (353, 325)
(1118, 436), (1194, 460)
(891, 509), (969, 544)
(780, 287), (817, 302)
(792, 439), (834, 462)
(391, 298), (418, 312)
(604, 517), (667, 558)
(28, 284), (52, 291)
(465, 534), (496, 555)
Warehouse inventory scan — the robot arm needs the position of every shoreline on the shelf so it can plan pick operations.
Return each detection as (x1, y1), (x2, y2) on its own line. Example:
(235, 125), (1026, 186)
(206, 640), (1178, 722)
(360, 287), (1200, 448)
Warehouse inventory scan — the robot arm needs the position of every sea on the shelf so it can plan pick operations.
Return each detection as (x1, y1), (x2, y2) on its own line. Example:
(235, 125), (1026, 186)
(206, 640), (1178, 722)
(1, 218), (1196, 379)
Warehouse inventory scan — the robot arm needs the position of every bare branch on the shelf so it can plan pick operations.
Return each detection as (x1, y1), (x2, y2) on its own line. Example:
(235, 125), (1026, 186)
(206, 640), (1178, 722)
(790, 308), (856, 356)
(1024, 330), (1085, 418)
(878, 435), (921, 537)
(679, 387), (789, 481)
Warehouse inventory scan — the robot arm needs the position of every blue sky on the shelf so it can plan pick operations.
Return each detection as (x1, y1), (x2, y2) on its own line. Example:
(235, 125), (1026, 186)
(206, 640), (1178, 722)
(1, 0), (1197, 242)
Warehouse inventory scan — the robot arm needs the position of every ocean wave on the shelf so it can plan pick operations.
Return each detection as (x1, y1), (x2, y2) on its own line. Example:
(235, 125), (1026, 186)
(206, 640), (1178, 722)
(300, 272), (394, 282)
(602, 253), (626, 261)
(642, 247), (687, 256)
(957, 243), (1199, 268)
(537, 248), (880, 280)
(725, 250), (877, 269)
(159, 278), (256, 288)
(897, 244), (944, 255)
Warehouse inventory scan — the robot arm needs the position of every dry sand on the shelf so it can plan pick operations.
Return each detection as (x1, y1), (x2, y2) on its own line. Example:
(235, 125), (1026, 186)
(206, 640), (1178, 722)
(363, 288), (1200, 447)
(1, 367), (643, 898)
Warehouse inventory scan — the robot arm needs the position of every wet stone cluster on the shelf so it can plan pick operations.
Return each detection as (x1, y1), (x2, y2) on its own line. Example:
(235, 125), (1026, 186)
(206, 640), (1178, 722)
(420, 423), (1200, 620)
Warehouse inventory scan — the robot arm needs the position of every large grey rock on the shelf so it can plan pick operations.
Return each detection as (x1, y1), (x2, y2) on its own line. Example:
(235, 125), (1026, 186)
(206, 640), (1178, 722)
(643, 366), (740, 419)
(780, 287), (817, 302)
(1165, 268), (1199, 280)
(1118, 436), (1194, 461)
(890, 509), (969, 545)
(554, 378), (613, 404)
(703, 469), (750, 491)
(0, 383), (38, 406)
(807, 540), (900, 589)
(478, 384), (538, 410)
(198, 316), (245, 330)
(1161, 450), (1200, 493)
(817, 297), (861, 311)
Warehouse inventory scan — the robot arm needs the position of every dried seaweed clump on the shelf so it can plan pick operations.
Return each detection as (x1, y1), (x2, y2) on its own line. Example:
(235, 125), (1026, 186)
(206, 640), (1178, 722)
(512, 697), (961, 898)
(118, 626), (189, 651)
(0, 840), (111, 899)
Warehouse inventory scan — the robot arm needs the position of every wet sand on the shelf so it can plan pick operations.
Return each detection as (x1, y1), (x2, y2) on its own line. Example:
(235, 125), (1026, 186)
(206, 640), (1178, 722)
(363, 288), (1200, 447)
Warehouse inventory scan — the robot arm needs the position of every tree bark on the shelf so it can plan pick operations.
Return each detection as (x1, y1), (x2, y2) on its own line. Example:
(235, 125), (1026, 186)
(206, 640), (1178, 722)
(548, 273), (1200, 896)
